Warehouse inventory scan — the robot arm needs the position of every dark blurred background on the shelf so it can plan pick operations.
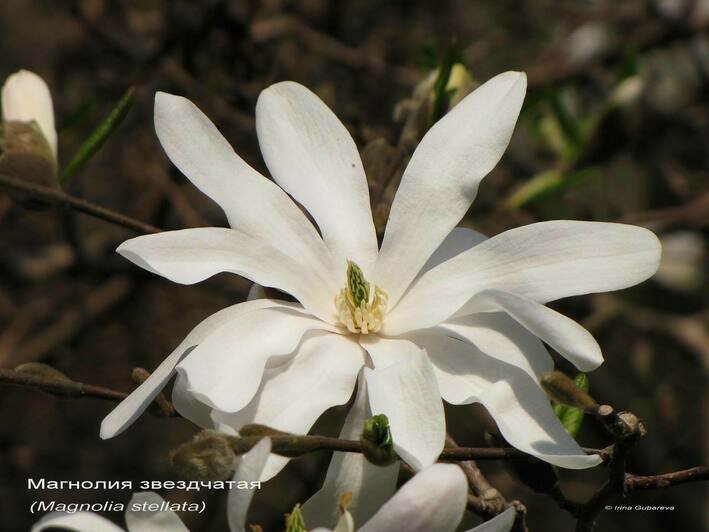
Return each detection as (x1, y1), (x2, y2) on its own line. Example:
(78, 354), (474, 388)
(0, 0), (707, 531)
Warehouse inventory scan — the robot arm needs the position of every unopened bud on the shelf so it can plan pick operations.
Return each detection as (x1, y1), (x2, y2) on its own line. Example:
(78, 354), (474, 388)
(615, 411), (646, 442)
(285, 504), (307, 532)
(15, 362), (71, 383)
(446, 63), (474, 107)
(2, 70), (57, 158)
(611, 76), (644, 106)
(361, 414), (397, 466)
(1, 71), (57, 207)
(541, 371), (598, 411)
(170, 430), (236, 480)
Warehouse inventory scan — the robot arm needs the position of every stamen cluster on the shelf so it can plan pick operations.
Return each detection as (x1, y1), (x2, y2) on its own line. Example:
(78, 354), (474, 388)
(336, 261), (387, 334)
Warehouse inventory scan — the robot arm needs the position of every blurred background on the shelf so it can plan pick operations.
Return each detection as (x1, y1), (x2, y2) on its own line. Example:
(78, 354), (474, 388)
(0, 0), (707, 530)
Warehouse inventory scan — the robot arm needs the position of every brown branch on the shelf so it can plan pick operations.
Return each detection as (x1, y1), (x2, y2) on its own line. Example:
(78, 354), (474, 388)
(0, 366), (177, 418)
(576, 463), (709, 531)
(0, 367), (128, 402)
(576, 407), (646, 532)
(446, 434), (511, 519)
(227, 431), (605, 465)
(627, 466), (709, 490)
(0, 174), (161, 234)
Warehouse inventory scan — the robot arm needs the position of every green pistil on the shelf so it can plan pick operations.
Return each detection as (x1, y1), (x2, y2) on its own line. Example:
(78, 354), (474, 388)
(347, 260), (370, 307)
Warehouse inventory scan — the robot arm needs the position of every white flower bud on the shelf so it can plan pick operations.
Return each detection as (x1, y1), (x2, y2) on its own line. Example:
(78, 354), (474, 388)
(2, 70), (57, 159)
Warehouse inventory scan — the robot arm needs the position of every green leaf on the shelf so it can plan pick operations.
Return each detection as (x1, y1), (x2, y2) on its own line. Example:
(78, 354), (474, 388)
(504, 167), (595, 209)
(555, 373), (589, 437)
(59, 87), (134, 186)
(546, 90), (582, 155)
(429, 43), (464, 125)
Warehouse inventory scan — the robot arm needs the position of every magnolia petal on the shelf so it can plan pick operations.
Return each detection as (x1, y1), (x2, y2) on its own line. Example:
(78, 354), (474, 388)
(31, 512), (123, 532)
(212, 333), (364, 481)
(427, 334), (601, 469)
(178, 308), (343, 413)
(421, 227), (487, 274)
(359, 463), (467, 532)
(171, 373), (214, 429)
(302, 372), (399, 528)
(364, 347), (445, 470)
(125, 492), (189, 532)
(465, 507), (517, 532)
(228, 438), (272, 532)
(2, 70), (57, 157)
(436, 312), (553, 380)
(118, 227), (335, 323)
(100, 299), (285, 439)
(386, 221), (662, 334)
(256, 82), (378, 273)
(375, 72), (527, 307)
(462, 290), (602, 372)
(153, 92), (338, 293)
(358, 335), (419, 370)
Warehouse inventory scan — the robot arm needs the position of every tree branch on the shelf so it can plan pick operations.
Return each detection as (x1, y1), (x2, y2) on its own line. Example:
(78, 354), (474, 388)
(0, 367), (128, 402)
(627, 467), (709, 490)
(446, 434), (512, 519)
(0, 367), (176, 417)
(576, 407), (646, 531)
(0, 174), (161, 234)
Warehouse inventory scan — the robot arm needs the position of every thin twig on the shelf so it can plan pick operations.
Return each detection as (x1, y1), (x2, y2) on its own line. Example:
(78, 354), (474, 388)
(446, 434), (510, 519)
(0, 366), (177, 418)
(576, 407), (646, 531)
(225, 432), (606, 464)
(0, 367), (128, 402)
(0, 174), (161, 234)
(627, 466), (709, 490)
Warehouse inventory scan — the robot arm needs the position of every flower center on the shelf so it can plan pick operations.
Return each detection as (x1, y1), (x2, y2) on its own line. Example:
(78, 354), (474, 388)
(336, 260), (388, 334)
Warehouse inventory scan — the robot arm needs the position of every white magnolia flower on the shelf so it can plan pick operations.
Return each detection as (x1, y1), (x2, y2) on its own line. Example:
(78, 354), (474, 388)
(101, 73), (661, 478)
(32, 438), (515, 532)
(2, 69), (57, 158)
(31, 491), (188, 532)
